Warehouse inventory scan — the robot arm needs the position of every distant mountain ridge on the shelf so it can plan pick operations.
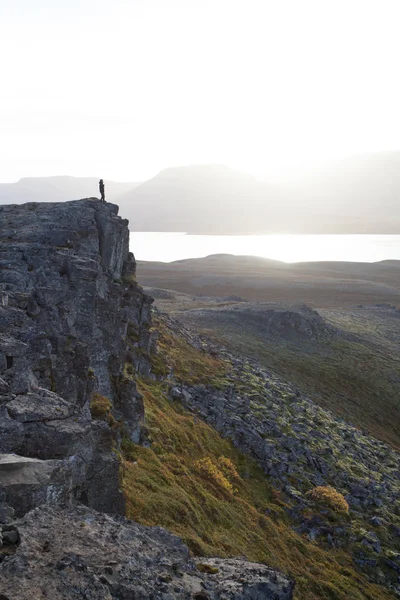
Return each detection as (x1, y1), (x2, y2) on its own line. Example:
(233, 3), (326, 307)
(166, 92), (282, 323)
(0, 176), (140, 205)
(117, 154), (400, 233)
(2, 151), (400, 233)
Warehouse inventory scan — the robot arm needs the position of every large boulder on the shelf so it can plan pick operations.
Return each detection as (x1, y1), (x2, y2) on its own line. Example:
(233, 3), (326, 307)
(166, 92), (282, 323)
(0, 505), (295, 600)
(0, 454), (79, 519)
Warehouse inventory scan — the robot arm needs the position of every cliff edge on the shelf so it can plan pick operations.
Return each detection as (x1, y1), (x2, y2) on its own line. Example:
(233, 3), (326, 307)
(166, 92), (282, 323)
(0, 199), (295, 600)
(0, 199), (154, 516)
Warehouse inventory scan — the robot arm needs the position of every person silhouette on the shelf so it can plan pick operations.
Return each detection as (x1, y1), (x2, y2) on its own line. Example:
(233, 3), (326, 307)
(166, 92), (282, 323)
(99, 179), (105, 202)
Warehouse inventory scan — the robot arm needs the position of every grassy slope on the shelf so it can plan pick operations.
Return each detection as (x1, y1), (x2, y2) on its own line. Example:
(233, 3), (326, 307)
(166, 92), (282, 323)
(194, 317), (400, 450)
(140, 257), (400, 449)
(120, 322), (395, 600)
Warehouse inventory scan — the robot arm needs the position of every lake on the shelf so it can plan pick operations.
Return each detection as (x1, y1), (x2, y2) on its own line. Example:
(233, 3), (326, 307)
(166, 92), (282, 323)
(130, 232), (400, 263)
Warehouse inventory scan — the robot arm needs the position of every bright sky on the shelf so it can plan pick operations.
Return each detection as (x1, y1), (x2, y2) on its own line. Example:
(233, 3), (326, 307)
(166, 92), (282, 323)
(1, 0), (399, 183)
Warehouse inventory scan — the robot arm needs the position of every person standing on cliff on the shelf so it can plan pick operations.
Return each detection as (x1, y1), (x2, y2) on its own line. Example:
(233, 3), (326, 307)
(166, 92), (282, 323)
(99, 179), (105, 202)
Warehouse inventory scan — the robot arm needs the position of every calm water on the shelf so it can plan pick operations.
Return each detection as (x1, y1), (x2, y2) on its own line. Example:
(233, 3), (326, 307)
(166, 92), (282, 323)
(130, 232), (400, 264)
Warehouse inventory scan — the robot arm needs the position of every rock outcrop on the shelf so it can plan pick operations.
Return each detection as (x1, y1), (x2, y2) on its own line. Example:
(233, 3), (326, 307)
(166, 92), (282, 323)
(179, 302), (338, 346)
(0, 200), (295, 599)
(0, 504), (295, 600)
(0, 199), (154, 515)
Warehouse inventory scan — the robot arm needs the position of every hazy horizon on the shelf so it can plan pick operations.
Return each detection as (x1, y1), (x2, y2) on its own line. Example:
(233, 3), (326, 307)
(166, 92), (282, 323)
(1, 148), (400, 185)
(2, 153), (400, 234)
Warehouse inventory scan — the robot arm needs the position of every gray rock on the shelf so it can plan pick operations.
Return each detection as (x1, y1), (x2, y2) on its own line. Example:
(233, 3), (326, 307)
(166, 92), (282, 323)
(6, 389), (73, 422)
(1, 528), (18, 545)
(0, 504), (14, 524)
(0, 453), (76, 517)
(370, 516), (386, 527)
(171, 386), (192, 403)
(0, 377), (9, 393)
(0, 199), (155, 514)
(0, 505), (294, 600)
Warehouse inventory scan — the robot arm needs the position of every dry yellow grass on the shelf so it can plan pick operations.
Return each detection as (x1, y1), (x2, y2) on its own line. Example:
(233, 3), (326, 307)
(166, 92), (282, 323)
(120, 379), (394, 600)
(90, 393), (111, 418)
(307, 486), (350, 514)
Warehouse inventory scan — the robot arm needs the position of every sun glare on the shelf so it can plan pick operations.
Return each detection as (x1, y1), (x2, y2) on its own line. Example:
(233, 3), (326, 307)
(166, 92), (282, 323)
(1, 0), (400, 182)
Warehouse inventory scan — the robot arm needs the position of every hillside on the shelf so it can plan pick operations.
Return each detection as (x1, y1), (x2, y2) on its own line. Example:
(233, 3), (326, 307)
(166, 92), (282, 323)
(1, 200), (399, 599)
(121, 313), (400, 598)
(140, 253), (400, 449)
(137, 254), (400, 308)
(154, 296), (400, 449)
(0, 199), (295, 599)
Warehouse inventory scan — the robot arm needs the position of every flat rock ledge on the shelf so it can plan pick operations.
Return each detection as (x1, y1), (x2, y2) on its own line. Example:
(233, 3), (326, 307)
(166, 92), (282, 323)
(0, 504), (294, 600)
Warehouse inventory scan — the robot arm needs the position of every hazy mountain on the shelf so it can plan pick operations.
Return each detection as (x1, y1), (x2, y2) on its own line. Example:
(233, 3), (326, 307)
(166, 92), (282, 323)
(116, 153), (400, 233)
(0, 176), (140, 205)
(2, 151), (400, 233)
(115, 164), (280, 233)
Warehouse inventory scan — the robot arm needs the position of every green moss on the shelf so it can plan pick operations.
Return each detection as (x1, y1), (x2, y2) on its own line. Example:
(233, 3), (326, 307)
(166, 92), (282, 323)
(150, 353), (169, 376)
(196, 563), (219, 574)
(121, 274), (137, 285)
(202, 326), (400, 449)
(121, 437), (138, 461)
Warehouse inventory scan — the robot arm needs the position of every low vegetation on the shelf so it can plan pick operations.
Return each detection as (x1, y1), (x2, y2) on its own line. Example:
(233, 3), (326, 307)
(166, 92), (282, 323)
(198, 322), (400, 450)
(307, 486), (350, 514)
(194, 456), (236, 495)
(90, 392), (111, 418)
(120, 378), (393, 600)
(152, 315), (229, 386)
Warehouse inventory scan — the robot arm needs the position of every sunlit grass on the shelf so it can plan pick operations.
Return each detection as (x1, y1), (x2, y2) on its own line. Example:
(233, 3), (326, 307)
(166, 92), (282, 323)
(121, 378), (394, 600)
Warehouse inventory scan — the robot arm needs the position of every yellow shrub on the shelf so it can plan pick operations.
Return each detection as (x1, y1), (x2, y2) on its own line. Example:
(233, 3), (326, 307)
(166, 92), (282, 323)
(218, 456), (240, 481)
(194, 457), (234, 494)
(90, 393), (112, 418)
(196, 563), (219, 574)
(307, 486), (349, 513)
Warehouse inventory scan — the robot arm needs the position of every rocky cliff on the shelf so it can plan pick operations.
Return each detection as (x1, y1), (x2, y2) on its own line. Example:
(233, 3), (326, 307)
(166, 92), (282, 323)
(0, 199), (294, 600)
(0, 199), (154, 516)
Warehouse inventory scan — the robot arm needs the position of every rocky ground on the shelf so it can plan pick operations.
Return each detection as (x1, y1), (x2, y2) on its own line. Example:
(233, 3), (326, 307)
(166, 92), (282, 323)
(155, 312), (400, 594)
(0, 504), (294, 600)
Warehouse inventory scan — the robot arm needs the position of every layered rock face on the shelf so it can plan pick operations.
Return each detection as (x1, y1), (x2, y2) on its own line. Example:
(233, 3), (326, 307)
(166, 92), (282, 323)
(0, 199), (154, 516)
